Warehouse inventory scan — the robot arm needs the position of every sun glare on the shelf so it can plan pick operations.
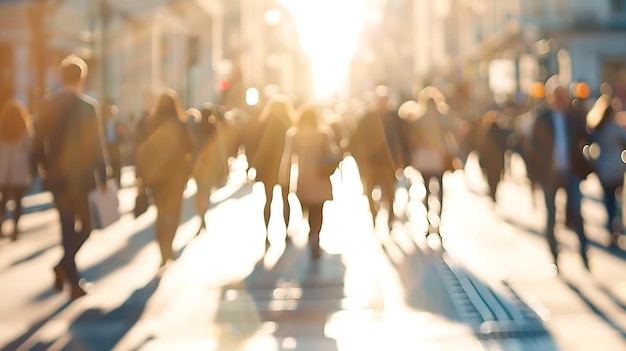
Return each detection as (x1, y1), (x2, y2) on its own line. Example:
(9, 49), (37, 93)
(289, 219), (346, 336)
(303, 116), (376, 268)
(280, 0), (366, 101)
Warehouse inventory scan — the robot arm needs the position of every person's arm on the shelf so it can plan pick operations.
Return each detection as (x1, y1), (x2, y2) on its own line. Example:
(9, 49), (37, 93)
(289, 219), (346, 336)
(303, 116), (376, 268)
(30, 104), (49, 177)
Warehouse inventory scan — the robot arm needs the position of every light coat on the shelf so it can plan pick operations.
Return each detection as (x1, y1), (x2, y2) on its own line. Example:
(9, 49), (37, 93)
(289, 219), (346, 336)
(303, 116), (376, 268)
(280, 127), (337, 205)
(0, 131), (32, 187)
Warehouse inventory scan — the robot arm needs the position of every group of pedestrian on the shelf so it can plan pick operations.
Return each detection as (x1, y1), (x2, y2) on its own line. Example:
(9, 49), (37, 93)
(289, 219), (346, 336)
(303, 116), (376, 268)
(473, 76), (626, 274)
(4, 51), (626, 303)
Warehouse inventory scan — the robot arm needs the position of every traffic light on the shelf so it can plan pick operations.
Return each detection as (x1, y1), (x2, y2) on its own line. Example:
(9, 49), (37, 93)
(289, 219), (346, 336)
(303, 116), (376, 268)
(219, 79), (230, 91)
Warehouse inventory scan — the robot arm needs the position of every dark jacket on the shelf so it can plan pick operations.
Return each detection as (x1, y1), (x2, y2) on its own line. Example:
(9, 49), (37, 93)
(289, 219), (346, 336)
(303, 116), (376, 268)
(32, 90), (107, 192)
(530, 107), (592, 184)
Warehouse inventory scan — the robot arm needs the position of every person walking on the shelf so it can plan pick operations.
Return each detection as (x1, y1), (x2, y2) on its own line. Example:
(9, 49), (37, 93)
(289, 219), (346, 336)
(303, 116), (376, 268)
(135, 89), (194, 268)
(529, 77), (593, 272)
(191, 103), (231, 236)
(279, 102), (340, 259)
(587, 94), (626, 247)
(103, 101), (124, 187)
(247, 95), (294, 250)
(348, 92), (399, 229)
(31, 55), (109, 300)
(406, 87), (458, 237)
(0, 99), (33, 241)
(477, 109), (510, 203)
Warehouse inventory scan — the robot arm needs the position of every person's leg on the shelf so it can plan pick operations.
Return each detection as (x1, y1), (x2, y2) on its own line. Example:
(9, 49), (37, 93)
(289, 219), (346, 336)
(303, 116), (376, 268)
(263, 183), (273, 229)
(0, 187), (7, 235)
(565, 175), (590, 269)
(434, 173), (444, 232)
(359, 170), (377, 227)
(541, 182), (559, 266)
(152, 182), (183, 265)
(307, 204), (324, 259)
(281, 184), (290, 231)
(601, 182), (619, 233)
(381, 170), (396, 228)
(10, 187), (26, 240)
(487, 168), (499, 202)
(52, 190), (81, 291)
(108, 144), (122, 187)
(263, 183), (274, 249)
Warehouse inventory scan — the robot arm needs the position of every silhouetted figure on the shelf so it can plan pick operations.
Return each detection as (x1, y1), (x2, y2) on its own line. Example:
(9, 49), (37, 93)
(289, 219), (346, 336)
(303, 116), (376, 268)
(587, 94), (626, 246)
(406, 87), (457, 236)
(191, 103), (231, 236)
(478, 110), (509, 203)
(32, 55), (109, 300)
(279, 102), (340, 259)
(375, 86), (410, 175)
(135, 89), (194, 267)
(103, 101), (124, 187)
(248, 95), (294, 250)
(348, 92), (399, 229)
(0, 99), (33, 241)
(133, 88), (156, 169)
(529, 77), (593, 272)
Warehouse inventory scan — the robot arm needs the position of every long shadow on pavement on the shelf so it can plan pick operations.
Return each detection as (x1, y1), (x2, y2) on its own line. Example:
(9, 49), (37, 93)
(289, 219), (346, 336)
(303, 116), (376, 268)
(81, 189), (203, 284)
(563, 277), (626, 339)
(28, 275), (162, 351)
(5, 179), (249, 349)
(380, 224), (557, 348)
(1, 301), (72, 351)
(500, 213), (626, 262)
(378, 228), (460, 320)
(216, 240), (343, 350)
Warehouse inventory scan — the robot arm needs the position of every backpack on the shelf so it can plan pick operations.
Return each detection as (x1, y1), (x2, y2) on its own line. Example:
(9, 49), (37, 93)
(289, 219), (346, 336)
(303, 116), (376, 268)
(135, 119), (190, 186)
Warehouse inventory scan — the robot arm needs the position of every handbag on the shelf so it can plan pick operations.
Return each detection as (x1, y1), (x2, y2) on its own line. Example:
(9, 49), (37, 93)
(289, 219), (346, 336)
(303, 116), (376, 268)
(88, 181), (120, 230)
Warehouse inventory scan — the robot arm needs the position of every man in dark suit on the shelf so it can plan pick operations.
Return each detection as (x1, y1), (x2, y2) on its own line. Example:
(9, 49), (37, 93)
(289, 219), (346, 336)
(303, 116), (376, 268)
(530, 77), (593, 273)
(32, 55), (108, 300)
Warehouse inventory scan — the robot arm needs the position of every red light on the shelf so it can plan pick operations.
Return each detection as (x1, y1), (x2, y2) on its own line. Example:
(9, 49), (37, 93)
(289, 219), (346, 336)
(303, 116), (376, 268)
(220, 79), (230, 90)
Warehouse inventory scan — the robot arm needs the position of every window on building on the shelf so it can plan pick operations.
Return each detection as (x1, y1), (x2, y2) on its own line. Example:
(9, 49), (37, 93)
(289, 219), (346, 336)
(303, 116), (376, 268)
(612, 0), (626, 13)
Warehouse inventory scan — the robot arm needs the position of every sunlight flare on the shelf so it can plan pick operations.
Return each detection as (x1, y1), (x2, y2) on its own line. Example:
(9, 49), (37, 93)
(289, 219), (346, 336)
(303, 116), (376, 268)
(280, 0), (366, 100)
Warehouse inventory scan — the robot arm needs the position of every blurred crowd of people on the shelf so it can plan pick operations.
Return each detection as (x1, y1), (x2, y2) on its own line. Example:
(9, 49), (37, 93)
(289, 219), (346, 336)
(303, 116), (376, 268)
(1, 54), (626, 300)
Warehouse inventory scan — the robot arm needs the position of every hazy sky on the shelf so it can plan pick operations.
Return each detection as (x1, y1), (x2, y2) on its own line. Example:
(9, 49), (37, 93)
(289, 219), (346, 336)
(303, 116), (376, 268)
(279, 0), (384, 100)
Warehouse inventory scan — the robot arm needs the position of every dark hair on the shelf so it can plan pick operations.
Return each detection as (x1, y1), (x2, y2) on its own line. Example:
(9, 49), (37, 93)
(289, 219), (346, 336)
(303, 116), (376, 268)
(258, 95), (294, 126)
(59, 55), (87, 85)
(0, 99), (31, 142)
(198, 102), (220, 136)
(200, 102), (221, 124)
(152, 89), (185, 122)
(297, 102), (319, 130)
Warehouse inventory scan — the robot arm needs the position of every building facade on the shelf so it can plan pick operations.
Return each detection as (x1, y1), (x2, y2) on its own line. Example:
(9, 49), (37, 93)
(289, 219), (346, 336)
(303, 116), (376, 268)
(413, 0), (626, 113)
(0, 0), (224, 117)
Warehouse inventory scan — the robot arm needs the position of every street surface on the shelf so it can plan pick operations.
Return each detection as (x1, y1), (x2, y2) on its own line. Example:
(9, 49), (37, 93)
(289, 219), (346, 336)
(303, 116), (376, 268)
(1, 153), (626, 350)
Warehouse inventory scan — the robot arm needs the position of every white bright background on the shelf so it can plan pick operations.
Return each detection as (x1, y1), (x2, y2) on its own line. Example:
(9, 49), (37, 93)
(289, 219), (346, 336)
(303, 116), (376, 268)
(279, 0), (369, 101)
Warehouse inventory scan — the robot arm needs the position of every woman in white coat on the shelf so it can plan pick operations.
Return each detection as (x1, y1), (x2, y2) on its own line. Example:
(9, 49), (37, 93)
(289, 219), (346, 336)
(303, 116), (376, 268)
(0, 99), (33, 241)
(279, 103), (340, 259)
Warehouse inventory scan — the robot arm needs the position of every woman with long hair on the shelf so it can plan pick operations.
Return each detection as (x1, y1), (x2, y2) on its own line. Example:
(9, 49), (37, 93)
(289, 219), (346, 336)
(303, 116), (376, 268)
(0, 99), (33, 241)
(279, 103), (340, 259)
(248, 95), (294, 250)
(407, 87), (458, 237)
(136, 89), (194, 266)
